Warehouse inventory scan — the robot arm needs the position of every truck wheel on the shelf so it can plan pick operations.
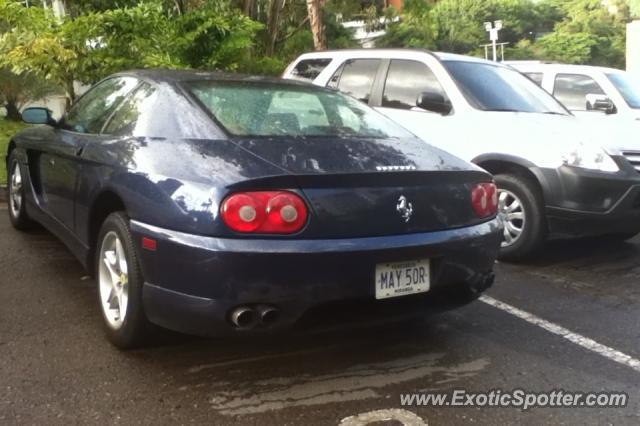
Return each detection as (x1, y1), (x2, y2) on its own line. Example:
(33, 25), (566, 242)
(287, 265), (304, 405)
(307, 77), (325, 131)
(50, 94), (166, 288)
(494, 173), (546, 261)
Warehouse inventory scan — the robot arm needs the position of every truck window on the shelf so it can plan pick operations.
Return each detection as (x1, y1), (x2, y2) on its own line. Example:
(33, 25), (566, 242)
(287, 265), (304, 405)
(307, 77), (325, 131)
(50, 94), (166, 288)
(382, 60), (448, 110)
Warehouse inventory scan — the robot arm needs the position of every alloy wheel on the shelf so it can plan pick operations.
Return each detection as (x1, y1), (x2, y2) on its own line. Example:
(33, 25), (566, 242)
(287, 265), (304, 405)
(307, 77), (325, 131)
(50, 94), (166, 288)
(9, 161), (23, 218)
(98, 231), (130, 329)
(498, 189), (525, 248)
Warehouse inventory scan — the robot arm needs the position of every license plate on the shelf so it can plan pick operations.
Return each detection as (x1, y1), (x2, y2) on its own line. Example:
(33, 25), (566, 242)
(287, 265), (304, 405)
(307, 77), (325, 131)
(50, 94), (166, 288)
(375, 259), (430, 300)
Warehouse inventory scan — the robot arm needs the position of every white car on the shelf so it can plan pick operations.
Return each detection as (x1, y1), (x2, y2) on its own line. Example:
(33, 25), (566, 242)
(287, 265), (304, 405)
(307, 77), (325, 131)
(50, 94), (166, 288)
(508, 62), (640, 122)
(283, 49), (640, 260)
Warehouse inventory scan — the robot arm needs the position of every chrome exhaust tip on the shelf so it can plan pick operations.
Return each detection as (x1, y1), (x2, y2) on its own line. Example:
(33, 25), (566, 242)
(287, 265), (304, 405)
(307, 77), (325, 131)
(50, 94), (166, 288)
(258, 305), (279, 325)
(230, 306), (257, 329)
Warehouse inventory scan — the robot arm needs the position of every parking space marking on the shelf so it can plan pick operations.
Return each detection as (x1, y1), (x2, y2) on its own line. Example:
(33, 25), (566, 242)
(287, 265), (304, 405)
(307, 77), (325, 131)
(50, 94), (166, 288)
(340, 409), (427, 426)
(480, 295), (640, 373)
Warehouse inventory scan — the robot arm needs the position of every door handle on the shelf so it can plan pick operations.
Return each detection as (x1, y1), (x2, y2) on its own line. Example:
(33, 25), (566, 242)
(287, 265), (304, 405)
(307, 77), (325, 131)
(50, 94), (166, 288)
(74, 146), (84, 157)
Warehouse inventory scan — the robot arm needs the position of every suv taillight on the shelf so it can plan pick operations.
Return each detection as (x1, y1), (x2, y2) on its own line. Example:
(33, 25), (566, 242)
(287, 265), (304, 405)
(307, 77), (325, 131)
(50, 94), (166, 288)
(471, 183), (498, 218)
(221, 191), (308, 234)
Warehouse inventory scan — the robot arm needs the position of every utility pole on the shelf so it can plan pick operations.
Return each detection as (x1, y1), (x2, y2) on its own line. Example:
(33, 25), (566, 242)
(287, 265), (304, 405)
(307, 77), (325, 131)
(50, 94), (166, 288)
(484, 20), (503, 62)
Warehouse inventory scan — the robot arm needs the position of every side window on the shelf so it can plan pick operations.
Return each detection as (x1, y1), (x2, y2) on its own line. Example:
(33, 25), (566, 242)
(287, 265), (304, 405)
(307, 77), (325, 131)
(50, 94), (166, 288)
(525, 72), (544, 86)
(64, 77), (138, 134)
(103, 83), (158, 136)
(290, 59), (332, 82)
(382, 60), (447, 110)
(331, 59), (380, 103)
(553, 74), (605, 111)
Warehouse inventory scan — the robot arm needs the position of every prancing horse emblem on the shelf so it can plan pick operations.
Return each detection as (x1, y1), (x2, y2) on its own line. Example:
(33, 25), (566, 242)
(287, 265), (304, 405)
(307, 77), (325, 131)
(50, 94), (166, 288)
(396, 195), (413, 223)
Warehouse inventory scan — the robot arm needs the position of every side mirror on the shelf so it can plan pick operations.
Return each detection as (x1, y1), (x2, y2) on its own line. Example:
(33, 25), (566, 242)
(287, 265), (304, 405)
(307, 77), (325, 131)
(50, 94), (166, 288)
(416, 91), (452, 115)
(21, 107), (55, 125)
(586, 94), (616, 114)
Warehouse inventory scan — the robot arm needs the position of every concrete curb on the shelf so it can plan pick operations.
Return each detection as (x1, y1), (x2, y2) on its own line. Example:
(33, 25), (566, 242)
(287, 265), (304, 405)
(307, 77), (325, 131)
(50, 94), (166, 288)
(0, 185), (6, 203)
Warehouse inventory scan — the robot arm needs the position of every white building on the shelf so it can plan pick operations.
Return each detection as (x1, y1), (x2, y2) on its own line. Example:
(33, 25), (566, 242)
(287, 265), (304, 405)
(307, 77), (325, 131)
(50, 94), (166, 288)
(341, 17), (399, 48)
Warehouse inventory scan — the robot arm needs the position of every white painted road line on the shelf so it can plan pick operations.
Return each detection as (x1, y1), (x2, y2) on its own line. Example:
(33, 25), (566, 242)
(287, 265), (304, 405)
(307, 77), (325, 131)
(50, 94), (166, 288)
(340, 409), (427, 426)
(480, 295), (640, 374)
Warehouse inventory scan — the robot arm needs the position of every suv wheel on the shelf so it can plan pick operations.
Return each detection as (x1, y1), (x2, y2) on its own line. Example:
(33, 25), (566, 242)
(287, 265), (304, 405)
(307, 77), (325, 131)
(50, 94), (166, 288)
(495, 173), (546, 261)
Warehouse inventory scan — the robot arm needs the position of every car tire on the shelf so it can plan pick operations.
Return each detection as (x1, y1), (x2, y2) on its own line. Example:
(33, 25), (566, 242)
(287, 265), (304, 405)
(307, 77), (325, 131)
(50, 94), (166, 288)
(494, 173), (546, 261)
(96, 212), (152, 349)
(7, 152), (35, 230)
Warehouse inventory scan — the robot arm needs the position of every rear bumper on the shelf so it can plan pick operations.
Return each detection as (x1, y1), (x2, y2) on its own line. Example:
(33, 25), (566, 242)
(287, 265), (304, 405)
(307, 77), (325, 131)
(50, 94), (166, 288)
(534, 161), (640, 238)
(130, 219), (502, 336)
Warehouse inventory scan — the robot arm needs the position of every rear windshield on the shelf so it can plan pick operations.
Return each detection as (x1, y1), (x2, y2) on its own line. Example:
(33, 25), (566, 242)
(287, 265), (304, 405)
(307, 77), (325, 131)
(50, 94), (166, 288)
(443, 61), (568, 115)
(187, 82), (412, 139)
(607, 72), (640, 109)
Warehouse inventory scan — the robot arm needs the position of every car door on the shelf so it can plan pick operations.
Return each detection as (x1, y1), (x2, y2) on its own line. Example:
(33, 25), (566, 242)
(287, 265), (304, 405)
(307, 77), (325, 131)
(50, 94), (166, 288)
(71, 81), (160, 245)
(326, 58), (382, 105)
(372, 59), (453, 148)
(36, 77), (139, 232)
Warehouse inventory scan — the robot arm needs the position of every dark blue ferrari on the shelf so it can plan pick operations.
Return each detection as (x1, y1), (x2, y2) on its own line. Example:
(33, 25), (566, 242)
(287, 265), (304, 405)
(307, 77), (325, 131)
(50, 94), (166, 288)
(6, 70), (501, 348)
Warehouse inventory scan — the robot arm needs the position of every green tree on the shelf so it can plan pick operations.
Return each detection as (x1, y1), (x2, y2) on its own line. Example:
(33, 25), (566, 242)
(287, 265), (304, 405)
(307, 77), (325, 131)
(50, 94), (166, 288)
(537, 0), (629, 67)
(0, 0), (79, 101)
(0, 69), (60, 120)
(0, 0), (263, 101)
(533, 0), (567, 33)
(174, 5), (262, 70)
(376, 0), (435, 48)
(431, 0), (543, 54)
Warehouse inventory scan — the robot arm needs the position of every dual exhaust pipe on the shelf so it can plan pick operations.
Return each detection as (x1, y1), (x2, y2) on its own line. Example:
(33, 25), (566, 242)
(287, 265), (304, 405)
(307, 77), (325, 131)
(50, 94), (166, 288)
(230, 305), (279, 329)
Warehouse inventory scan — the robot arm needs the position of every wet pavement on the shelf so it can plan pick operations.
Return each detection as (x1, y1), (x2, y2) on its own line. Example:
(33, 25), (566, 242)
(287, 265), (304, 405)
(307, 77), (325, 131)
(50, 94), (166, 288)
(1, 208), (639, 425)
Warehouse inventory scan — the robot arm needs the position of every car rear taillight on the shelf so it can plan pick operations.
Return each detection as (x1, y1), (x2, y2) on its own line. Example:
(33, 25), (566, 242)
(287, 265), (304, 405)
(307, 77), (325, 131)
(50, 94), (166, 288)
(471, 183), (498, 218)
(221, 191), (308, 234)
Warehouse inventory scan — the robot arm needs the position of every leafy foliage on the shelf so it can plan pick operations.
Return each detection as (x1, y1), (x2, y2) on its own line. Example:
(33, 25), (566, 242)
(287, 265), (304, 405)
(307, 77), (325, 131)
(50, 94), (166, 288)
(376, 0), (435, 48)
(0, 7), (79, 100)
(0, 118), (28, 184)
(0, 69), (61, 120)
(0, 0), (632, 105)
(0, 0), (262, 100)
(172, 5), (262, 70)
(536, 0), (629, 68)
(379, 0), (629, 67)
(431, 0), (544, 53)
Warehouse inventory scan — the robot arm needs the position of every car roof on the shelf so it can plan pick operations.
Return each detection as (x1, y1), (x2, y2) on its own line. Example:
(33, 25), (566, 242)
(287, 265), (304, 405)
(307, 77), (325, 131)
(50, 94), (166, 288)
(112, 68), (316, 87)
(295, 48), (434, 57)
(432, 52), (500, 65)
(293, 48), (509, 68)
(507, 62), (624, 74)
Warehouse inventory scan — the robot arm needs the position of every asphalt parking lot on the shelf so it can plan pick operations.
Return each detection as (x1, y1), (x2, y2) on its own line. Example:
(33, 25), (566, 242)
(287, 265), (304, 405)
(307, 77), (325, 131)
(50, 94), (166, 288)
(1, 205), (639, 425)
